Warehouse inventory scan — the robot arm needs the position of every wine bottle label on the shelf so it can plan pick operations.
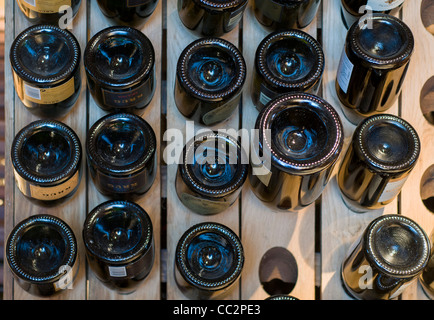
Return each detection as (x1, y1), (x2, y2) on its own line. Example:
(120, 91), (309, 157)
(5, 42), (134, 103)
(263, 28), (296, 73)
(23, 77), (75, 104)
(108, 266), (127, 278)
(224, 1), (247, 32)
(15, 169), (80, 201)
(377, 176), (408, 203)
(337, 48), (354, 94)
(365, 0), (405, 11)
(127, 0), (150, 7)
(259, 83), (276, 108)
(20, 0), (72, 13)
(102, 79), (151, 109)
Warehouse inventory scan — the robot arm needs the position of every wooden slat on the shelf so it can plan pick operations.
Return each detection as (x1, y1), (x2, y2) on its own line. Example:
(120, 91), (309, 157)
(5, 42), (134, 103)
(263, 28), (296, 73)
(5, 1), (88, 300)
(85, 0), (162, 300)
(240, 3), (317, 300)
(320, 0), (400, 300)
(400, 0), (434, 300)
(165, 0), (242, 300)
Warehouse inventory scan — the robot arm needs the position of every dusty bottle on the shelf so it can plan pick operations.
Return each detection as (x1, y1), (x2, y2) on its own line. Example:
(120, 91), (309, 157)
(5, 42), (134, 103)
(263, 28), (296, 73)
(86, 112), (157, 200)
(84, 26), (156, 115)
(340, 0), (405, 29)
(178, 0), (247, 37)
(249, 92), (343, 212)
(176, 131), (248, 215)
(96, 0), (159, 29)
(11, 120), (82, 206)
(338, 114), (420, 212)
(16, 0), (82, 25)
(252, 30), (324, 111)
(10, 24), (81, 118)
(335, 13), (414, 124)
(341, 214), (430, 300)
(175, 222), (244, 299)
(83, 200), (154, 293)
(253, 0), (321, 31)
(175, 38), (246, 126)
(6, 214), (78, 297)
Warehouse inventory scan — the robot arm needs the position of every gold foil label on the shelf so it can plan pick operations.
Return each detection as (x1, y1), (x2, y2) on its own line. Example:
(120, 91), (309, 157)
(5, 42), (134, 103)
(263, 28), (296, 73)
(15, 170), (80, 201)
(23, 77), (75, 104)
(20, 0), (72, 13)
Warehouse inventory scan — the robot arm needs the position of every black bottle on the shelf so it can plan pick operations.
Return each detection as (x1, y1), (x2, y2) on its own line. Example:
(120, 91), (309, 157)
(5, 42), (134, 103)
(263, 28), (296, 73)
(341, 214), (430, 300)
(11, 120), (82, 206)
(6, 214), (78, 297)
(340, 0), (405, 29)
(175, 222), (244, 300)
(252, 30), (324, 111)
(16, 0), (82, 25)
(84, 26), (156, 115)
(336, 14), (414, 124)
(249, 93), (343, 212)
(253, 0), (321, 31)
(86, 112), (157, 200)
(10, 24), (81, 119)
(265, 294), (299, 300)
(175, 38), (246, 126)
(96, 0), (159, 29)
(420, 231), (434, 300)
(176, 131), (248, 215)
(338, 114), (420, 212)
(83, 200), (154, 293)
(178, 0), (247, 37)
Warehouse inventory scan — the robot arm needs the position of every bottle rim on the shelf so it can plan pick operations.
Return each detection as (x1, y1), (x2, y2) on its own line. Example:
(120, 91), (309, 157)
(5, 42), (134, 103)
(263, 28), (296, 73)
(177, 38), (246, 101)
(83, 200), (153, 264)
(256, 92), (344, 173)
(194, 0), (247, 9)
(179, 131), (248, 198)
(255, 30), (324, 90)
(175, 222), (244, 291)
(354, 114), (420, 172)
(86, 112), (156, 176)
(349, 14), (414, 68)
(10, 24), (81, 85)
(6, 214), (77, 284)
(11, 120), (82, 185)
(84, 26), (155, 89)
(364, 214), (431, 278)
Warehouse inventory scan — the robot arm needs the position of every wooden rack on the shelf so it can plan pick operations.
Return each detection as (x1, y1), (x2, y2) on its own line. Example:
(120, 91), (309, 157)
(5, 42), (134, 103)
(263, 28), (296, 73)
(3, 0), (434, 300)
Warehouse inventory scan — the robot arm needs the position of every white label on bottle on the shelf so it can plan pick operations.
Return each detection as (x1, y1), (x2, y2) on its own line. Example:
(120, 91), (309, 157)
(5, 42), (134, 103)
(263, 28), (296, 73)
(337, 48), (354, 94)
(259, 91), (272, 107)
(378, 177), (408, 203)
(109, 266), (127, 278)
(365, 0), (405, 11)
(24, 83), (41, 101)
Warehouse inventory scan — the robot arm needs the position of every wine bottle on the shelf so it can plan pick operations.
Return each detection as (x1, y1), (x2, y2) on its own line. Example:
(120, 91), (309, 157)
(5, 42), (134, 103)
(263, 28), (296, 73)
(175, 38), (246, 126)
(176, 131), (248, 215)
(16, 0), (82, 25)
(338, 114), (420, 212)
(11, 120), (82, 206)
(341, 214), (431, 300)
(174, 222), (244, 299)
(10, 24), (81, 119)
(96, 0), (159, 29)
(252, 30), (324, 111)
(83, 200), (154, 293)
(253, 0), (321, 31)
(6, 214), (78, 297)
(86, 112), (157, 200)
(335, 13), (414, 124)
(420, 231), (434, 300)
(265, 294), (299, 300)
(178, 0), (247, 37)
(84, 26), (156, 115)
(249, 92), (344, 212)
(340, 0), (405, 29)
